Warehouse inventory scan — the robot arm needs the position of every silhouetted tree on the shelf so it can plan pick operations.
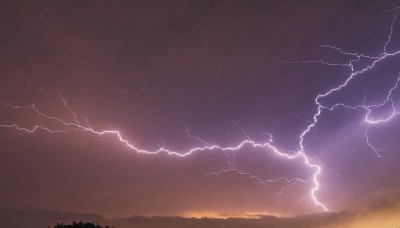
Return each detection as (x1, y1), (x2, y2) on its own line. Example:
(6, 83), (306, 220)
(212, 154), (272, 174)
(50, 221), (114, 228)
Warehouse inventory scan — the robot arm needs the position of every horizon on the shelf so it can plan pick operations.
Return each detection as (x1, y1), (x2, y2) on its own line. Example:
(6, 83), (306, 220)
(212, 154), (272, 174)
(1, 205), (399, 228)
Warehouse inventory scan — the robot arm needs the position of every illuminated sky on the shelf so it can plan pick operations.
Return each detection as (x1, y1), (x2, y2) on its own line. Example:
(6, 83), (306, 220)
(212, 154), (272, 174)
(1, 0), (400, 219)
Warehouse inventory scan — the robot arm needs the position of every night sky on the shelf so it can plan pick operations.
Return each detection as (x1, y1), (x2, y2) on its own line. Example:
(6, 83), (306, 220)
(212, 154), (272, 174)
(1, 0), (400, 224)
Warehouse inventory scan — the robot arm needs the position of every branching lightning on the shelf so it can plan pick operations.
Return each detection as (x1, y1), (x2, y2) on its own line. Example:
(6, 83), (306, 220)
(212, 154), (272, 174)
(2, 7), (400, 214)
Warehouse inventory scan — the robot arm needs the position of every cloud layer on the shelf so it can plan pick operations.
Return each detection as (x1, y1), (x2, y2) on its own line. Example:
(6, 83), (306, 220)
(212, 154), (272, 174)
(1, 189), (399, 228)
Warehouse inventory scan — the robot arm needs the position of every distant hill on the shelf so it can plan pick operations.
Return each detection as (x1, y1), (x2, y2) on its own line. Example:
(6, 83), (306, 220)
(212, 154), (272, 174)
(0, 209), (351, 228)
(0, 209), (107, 228)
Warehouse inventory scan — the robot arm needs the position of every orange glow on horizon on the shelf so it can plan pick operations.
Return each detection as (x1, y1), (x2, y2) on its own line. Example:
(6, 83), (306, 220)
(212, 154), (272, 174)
(181, 211), (281, 219)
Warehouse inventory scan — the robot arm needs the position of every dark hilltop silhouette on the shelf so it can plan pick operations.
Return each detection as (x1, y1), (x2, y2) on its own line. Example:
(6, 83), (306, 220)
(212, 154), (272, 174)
(51, 221), (114, 228)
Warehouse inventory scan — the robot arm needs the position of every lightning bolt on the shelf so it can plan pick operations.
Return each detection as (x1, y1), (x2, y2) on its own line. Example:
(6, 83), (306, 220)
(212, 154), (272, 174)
(294, 9), (400, 158)
(0, 92), (328, 211)
(2, 7), (400, 214)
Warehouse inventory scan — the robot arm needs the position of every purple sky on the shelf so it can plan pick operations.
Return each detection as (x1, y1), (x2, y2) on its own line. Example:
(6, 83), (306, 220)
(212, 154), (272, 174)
(1, 0), (400, 219)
